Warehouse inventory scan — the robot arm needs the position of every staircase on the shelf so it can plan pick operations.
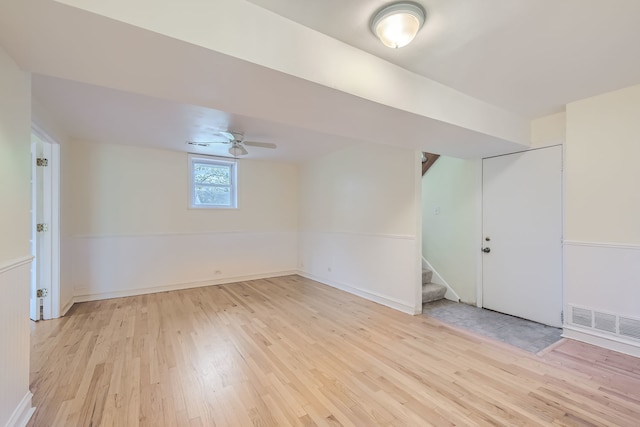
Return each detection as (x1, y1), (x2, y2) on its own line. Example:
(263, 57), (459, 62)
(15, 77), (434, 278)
(422, 267), (447, 303)
(421, 154), (446, 304)
(422, 152), (440, 176)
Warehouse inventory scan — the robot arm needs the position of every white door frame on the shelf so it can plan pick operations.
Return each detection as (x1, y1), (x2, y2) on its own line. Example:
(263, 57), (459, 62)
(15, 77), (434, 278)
(476, 144), (565, 319)
(475, 159), (484, 308)
(31, 125), (61, 319)
(30, 140), (38, 320)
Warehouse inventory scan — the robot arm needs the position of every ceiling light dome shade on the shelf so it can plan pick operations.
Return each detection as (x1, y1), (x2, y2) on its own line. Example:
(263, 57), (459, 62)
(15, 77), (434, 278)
(371, 2), (425, 48)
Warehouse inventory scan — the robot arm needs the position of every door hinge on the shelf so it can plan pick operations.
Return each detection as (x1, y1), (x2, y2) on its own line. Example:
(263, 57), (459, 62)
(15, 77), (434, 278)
(561, 311), (564, 323)
(36, 223), (49, 232)
(36, 288), (48, 298)
(36, 158), (49, 167)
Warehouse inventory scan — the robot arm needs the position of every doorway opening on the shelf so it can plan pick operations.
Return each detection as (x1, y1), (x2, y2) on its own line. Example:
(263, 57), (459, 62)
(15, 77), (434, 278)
(421, 148), (564, 350)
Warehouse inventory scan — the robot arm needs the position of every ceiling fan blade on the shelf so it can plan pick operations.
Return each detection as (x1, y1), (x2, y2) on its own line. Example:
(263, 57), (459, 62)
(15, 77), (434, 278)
(185, 140), (230, 146)
(218, 131), (235, 140)
(244, 141), (277, 149)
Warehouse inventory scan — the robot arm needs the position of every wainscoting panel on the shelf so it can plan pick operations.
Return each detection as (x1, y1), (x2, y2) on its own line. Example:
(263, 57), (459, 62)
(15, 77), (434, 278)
(298, 231), (420, 315)
(564, 241), (640, 356)
(72, 231), (298, 301)
(0, 257), (34, 427)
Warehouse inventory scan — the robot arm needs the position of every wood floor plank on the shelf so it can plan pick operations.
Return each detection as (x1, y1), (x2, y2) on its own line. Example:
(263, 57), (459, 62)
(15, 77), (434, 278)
(28, 275), (640, 426)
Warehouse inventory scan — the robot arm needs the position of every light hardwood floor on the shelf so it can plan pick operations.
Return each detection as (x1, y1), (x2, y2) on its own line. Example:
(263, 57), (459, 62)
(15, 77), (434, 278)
(29, 275), (640, 426)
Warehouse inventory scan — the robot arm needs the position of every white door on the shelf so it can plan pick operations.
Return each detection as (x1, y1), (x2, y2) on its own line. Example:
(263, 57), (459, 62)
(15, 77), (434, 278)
(482, 146), (562, 327)
(30, 133), (59, 320)
(30, 142), (39, 320)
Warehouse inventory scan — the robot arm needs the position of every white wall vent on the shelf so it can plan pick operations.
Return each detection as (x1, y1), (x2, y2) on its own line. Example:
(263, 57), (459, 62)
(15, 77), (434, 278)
(569, 305), (640, 343)
(594, 312), (616, 333)
(571, 306), (593, 328)
(619, 317), (640, 340)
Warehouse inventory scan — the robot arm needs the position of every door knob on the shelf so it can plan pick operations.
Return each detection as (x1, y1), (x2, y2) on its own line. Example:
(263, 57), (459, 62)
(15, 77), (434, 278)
(482, 247), (491, 253)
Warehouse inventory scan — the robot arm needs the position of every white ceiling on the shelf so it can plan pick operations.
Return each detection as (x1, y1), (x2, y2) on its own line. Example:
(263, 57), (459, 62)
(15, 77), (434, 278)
(248, 0), (640, 118)
(4, 0), (640, 162)
(32, 75), (362, 162)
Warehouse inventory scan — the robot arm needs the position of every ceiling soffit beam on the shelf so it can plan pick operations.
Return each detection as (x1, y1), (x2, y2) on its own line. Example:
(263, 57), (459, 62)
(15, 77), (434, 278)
(52, 0), (530, 149)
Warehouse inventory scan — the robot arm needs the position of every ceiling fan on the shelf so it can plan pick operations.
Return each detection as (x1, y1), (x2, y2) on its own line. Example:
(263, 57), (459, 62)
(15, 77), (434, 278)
(186, 131), (277, 157)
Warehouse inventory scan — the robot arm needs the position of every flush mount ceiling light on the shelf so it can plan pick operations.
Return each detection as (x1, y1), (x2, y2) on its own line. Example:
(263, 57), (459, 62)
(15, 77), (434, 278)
(371, 2), (425, 48)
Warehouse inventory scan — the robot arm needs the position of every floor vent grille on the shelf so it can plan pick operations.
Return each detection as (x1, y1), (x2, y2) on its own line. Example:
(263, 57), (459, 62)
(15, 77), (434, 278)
(571, 306), (593, 328)
(569, 305), (640, 343)
(620, 317), (640, 340)
(594, 312), (616, 333)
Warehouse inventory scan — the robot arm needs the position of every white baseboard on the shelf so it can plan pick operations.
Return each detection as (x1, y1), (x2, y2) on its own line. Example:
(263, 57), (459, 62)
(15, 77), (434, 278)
(74, 270), (297, 303)
(421, 257), (461, 302)
(298, 270), (418, 315)
(563, 325), (640, 358)
(60, 297), (74, 316)
(5, 391), (35, 427)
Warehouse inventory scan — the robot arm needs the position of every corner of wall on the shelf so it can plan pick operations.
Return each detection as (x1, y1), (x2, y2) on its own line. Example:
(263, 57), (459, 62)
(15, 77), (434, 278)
(4, 391), (34, 427)
(297, 144), (421, 315)
(0, 45), (34, 427)
(531, 111), (566, 148)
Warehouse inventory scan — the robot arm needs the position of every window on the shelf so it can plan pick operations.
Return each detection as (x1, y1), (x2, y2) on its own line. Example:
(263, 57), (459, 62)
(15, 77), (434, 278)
(189, 155), (237, 208)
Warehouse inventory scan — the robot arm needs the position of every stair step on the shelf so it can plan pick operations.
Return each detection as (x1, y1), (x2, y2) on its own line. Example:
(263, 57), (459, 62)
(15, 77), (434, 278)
(422, 268), (433, 285)
(422, 283), (446, 303)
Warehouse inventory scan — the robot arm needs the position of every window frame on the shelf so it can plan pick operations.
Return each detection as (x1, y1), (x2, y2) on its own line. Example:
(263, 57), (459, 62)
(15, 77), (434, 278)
(188, 154), (238, 209)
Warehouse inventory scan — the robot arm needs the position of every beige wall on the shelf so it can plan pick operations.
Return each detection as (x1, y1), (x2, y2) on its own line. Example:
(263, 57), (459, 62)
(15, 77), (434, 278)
(563, 84), (640, 354)
(299, 144), (418, 236)
(299, 143), (422, 314)
(566, 84), (640, 244)
(421, 157), (480, 304)
(69, 140), (298, 236)
(0, 46), (33, 427)
(0, 51), (31, 262)
(65, 140), (300, 299)
(531, 112), (566, 148)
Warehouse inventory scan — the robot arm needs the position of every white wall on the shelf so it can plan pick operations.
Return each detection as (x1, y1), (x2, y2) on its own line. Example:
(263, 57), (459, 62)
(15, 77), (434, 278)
(421, 157), (480, 304)
(0, 46), (34, 427)
(298, 143), (422, 314)
(564, 84), (640, 355)
(66, 140), (299, 300)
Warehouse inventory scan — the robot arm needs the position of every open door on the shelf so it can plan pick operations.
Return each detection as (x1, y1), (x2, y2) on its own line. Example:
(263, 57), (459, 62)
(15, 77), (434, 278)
(30, 140), (39, 320)
(482, 146), (563, 327)
(30, 132), (60, 320)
